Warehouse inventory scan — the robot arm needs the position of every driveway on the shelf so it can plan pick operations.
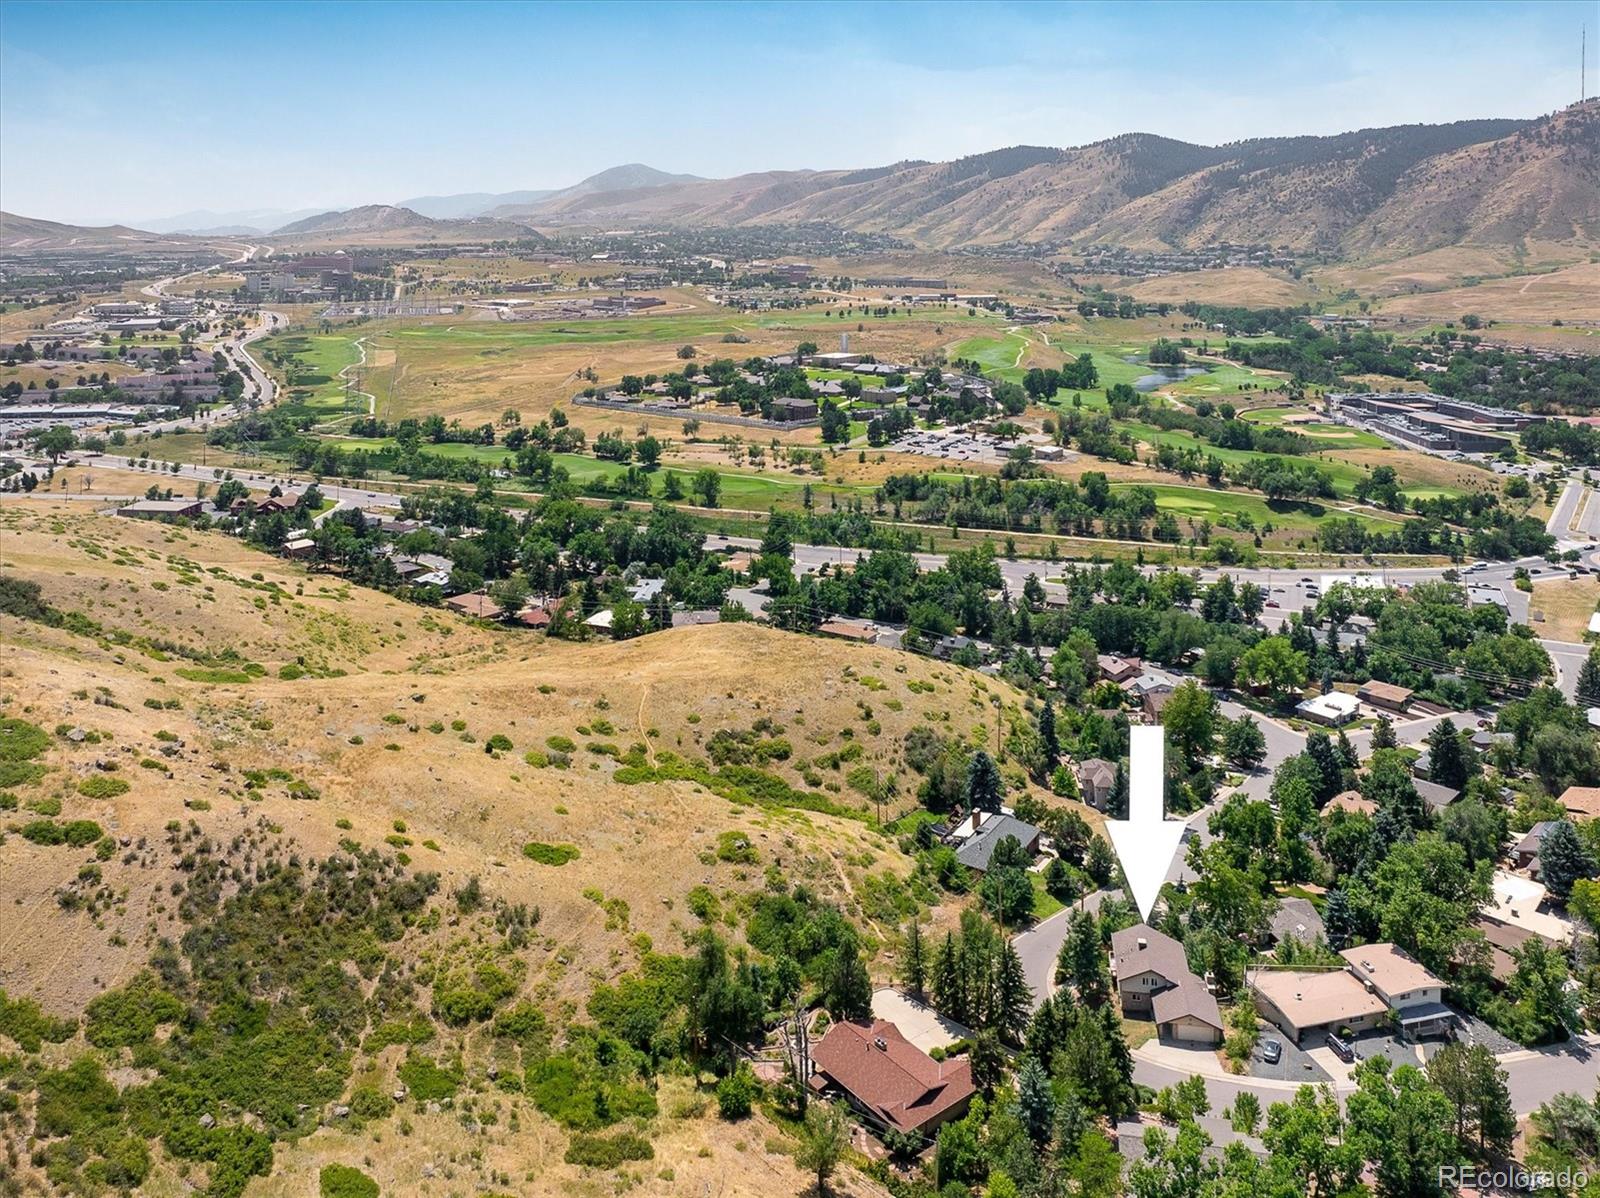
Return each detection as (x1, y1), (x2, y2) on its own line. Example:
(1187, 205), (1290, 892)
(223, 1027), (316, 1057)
(870, 987), (971, 1053)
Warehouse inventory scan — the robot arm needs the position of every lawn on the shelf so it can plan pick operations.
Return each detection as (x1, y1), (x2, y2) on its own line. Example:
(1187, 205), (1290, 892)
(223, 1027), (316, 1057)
(1124, 421), (1373, 495)
(324, 436), (870, 509)
(951, 330), (1033, 381)
(1029, 872), (1067, 922)
(258, 331), (363, 420)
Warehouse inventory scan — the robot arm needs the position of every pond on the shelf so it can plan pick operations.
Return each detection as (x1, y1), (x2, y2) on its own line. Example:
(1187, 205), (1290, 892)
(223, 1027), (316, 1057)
(1131, 364), (1210, 392)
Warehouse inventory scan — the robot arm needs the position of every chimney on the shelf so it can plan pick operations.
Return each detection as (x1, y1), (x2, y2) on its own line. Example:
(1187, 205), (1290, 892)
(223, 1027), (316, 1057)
(1136, 937), (1148, 951)
(873, 1037), (887, 1051)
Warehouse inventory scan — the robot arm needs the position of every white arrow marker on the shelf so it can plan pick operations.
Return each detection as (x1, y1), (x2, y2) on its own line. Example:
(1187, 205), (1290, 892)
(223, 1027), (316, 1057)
(1105, 725), (1187, 922)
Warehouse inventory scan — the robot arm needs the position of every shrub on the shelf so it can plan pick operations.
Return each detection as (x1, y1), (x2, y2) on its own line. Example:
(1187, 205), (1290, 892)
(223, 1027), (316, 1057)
(715, 831), (758, 864)
(0, 988), (77, 1051)
(21, 819), (103, 847)
(85, 971), (184, 1048)
(546, 735), (577, 753)
(522, 841), (579, 866)
(78, 776), (130, 800)
(348, 1085), (394, 1120)
(716, 1063), (760, 1119)
(485, 734), (513, 753)
(396, 1051), (462, 1102)
(564, 1132), (655, 1168)
(319, 1163), (379, 1198)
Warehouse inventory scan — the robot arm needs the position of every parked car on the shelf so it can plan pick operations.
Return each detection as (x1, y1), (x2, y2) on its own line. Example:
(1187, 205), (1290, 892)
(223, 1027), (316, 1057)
(1325, 1033), (1355, 1063)
(1261, 1039), (1283, 1065)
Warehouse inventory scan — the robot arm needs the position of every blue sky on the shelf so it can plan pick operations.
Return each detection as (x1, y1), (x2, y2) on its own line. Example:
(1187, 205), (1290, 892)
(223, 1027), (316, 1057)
(0, 0), (1590, 224)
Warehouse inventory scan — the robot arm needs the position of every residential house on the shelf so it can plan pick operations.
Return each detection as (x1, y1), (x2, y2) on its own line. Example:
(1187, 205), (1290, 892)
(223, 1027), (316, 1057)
(951, 812), (1040, 874)
(517, 603), (556, 629)
(1468, 915), (1549, 988)
(282, 537), (316, 559)
(1143, 688), (1175, 723)
(1266, 898), (1326, 948)
(444, 593), (503, 620)
(1077, 758), (1115, 811)
(818, 618), (879, 644)
(253, 492), (303, 515)
(1340, 943), (1452, 1039)
(809, 1019), (975, 1137)
(1295, 691), (1360, 726)
(1557, 786), (1600, 820)
(1326, 790), (1376, 817)
(1512, 821), (1559, 872)
(1109, 924), (1224, 1044)
(629, 578), (666, 604)
(1413, 777), (1461, 814)
(1251, 968), (1388, 1044)
(1357, 681), (1413, 713)
(1097, 655), (1142, 684)
(671, 609), (720, 628)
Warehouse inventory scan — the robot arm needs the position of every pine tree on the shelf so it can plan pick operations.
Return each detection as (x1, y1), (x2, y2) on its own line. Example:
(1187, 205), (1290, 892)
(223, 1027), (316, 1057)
(1373, 714), (1397, 750)
(995, 942), (1033, 1039)
(1323, 888), (1355, 950)
(825, 937), (872, 1020)
(1304, 731), (1342, 804)
(965, 749), (1003, 813)
(901, 918), (927, 1000)
(1038, 700), (1059, 767)
(1426, 718), (1471, 791)
(1017, 1055), (1055, 1146)
(1539, 820), (1596, 900)
(1578, 646), (1600, 709)
(932, 931), (963, 1021)
(1335, 730), (1359, 771)
(1058, 909), (1111, 1004)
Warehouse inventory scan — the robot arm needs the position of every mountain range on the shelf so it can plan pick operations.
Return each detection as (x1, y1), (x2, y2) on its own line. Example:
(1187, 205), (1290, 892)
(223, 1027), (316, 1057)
(8, 105), (1596, 259)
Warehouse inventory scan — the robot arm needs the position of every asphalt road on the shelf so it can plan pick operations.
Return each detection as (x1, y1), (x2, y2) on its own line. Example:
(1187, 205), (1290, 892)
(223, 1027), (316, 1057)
(1132, 1037), (1600, 1116)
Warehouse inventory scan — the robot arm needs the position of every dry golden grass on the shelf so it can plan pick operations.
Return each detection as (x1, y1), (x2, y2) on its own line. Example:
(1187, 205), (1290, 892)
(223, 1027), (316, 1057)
(1528, 578), (1600, 642)
(1376, 261), (1600, 325)
(4, 499), (1073, 1192)
(0, 501), (1061, 1011)
(1312, 246), (1530, 297)
(1124, 267), (1317, 308)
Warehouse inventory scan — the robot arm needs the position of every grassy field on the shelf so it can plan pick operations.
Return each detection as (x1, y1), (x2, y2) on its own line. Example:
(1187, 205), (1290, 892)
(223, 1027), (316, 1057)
(260, 330), (365, 420)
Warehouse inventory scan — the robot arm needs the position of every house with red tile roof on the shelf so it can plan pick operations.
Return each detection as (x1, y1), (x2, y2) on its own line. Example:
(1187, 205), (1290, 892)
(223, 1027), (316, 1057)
(809, 1018), (975, 1137)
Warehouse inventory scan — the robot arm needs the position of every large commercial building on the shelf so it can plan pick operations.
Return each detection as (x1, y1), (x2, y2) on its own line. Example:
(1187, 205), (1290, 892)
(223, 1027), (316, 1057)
(1329, 392), (1540, 454)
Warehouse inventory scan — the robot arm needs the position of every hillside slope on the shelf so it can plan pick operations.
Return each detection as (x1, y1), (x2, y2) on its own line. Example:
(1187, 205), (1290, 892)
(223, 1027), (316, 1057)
(0, 502), (1039, 1195)
(504, 107), (1595, 260)
(0, 211), (194, 251)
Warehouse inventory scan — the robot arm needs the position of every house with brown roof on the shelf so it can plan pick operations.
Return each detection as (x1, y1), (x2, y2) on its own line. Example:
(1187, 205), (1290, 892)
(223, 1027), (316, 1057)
(1326, 790), (1377, 817)
(1077, 758), (1115, 811)
(1097, 654), (1142, 684)
(809, 1018), (975, 1137)
(818, 617), (878, 644)
(1357, 681), (1413, 713)
(1468, 915), (1550, 987)
(1558, 786), (1600, 820)
(445, 593), (504, 620)
(1110, 924), (1223, 1044)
